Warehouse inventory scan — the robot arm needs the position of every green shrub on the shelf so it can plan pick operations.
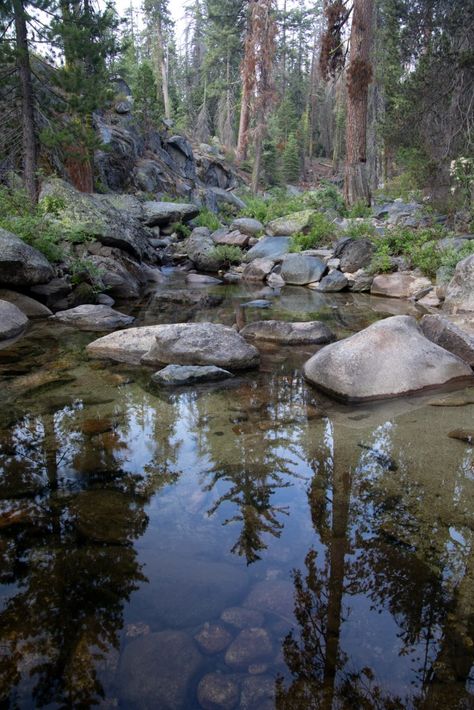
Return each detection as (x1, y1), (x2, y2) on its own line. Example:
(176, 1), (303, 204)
(346, 200), (372, 218)
(70, 257), (106, 291)
(303, 183), (345, 213)
(170, 222), (191, 239)
(289, 213), (334, 251)
(369, 224), (451, 277)
(342, 219), (377, 239)
(208, 244), (243, 267)
(194, 208), (221, 231)
(369, 243), (393, 274)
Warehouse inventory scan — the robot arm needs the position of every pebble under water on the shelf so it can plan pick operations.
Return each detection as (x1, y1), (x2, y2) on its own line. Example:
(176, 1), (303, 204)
(0, 278), (473, 709)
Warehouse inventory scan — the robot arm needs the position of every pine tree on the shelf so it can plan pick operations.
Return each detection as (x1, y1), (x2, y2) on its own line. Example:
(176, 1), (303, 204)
(282, 132), (300, 183)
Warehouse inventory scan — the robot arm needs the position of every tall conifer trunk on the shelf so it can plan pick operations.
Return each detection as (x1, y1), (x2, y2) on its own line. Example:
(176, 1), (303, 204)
(13, 0), (37, 202)
(344, 0), (373, 206)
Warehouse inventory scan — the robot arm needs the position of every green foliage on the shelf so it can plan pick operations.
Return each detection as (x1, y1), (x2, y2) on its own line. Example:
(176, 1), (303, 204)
(376, 173), (422, 202)
(38, 195), (67, 217)
(171, 222), (191, 239)
(342, 220), (377, 239)
(208, 244), (243, 266)
(194, 208), (221, 231)
(289, 213), (334, 252)
(282, 133), (300, 184)
(346, 200), (372, 218)
(303, 183), (345, 214)
(369, 243), (392, 273)
(69, 257), (105, 292)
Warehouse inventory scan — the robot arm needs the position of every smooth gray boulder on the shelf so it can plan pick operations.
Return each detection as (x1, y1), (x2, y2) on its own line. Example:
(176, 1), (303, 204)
(0, 289), (52, 318)
(0, 300), (29, 340)
(142, 200), (199, 227)
(230, 217), (263, 236)
(280, 253), (327, 285)
(151, 364), (233, 386)
(245, 236), (290, 262)
(371, 272), (432, 299)
(242, 258), (275, 282)
(421, 315), (474, 367)
(444, 255), (474, 313)
(185, 227), (222, 271)
(50, 304), (134, 331)
(141, 323), (260, 370)
(87, 325), (167, 364)
(0, 228), (54, 287)
(151, 289), (223, 307)
(241, 320), (335, 345)
(312, 270), (348, 292)
(119, 631), (203, 709)
(88, 255), (141, 299)
(303, 315), (473, 401)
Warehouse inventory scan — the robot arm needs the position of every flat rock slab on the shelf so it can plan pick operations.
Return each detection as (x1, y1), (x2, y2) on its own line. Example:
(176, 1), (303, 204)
(119, 631), (203, 709)
(141, 323), (260, 370)
(50, 304), (134, 331)
(152, 364), (233, 386)
(0, 228), (54, 288)
(421, 314), (474, 367)
(0, 289), (52, 318)
(142, 201), (200, 227)
(303, 315), (473, 401)
(371, 272), (432, 299)
(245, 236), (290, 262)
(280, 253), (327, 285)
(87, 325), (167, 364)
(241, 320), (335, 345)
(151, 289), (223, 307)
(213, 229), (250, 247)
(0, 299), (29, 340)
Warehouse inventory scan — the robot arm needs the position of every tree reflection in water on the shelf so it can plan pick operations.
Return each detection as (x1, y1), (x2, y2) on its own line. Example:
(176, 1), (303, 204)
(0, 397), (178, 707)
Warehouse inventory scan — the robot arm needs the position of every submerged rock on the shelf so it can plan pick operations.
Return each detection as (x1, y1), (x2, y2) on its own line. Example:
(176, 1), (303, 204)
(243, 579), (294, 619)
(0, 300), (28, 341)
(197, 673), (240, 710)
(141, 323), (260, 370)
(224, 628), (273, 670)
(303, 315), (473, 401)
(220, 607), (264, 630)
(0, 228), (54, 287)
(421, 315), (474, 367)
(240, 675), (275, 710)
(240, 320), (335, 345)
(194, 623), (233, 655)
(280, 253), (327, 286)
(50, 304), (134, 331)
(152, 364), (233, 386)
(119, 631), (203, 709)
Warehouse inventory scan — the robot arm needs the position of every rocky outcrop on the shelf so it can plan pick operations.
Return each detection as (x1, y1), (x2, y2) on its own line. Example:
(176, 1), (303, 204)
(0, 300), (29, 340)
(303, 315), (473, 401)
(421, 315), (474, 367)
(49, 304), (134, 331)
(280, 253), (327, 285)
(0, 228), (54, 287)
(151, 364), (233, 386)
(142, 200), (199, 227)
(240, 320), (335, 344)
(141, 323), (260, 370)
(371, 272), (432, 299)
(444, 254), (474, 313)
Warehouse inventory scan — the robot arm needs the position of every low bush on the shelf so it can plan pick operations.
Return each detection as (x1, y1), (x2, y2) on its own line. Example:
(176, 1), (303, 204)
(341, 219), (377, 239)
(208, 244), (243, 267)
(194, 208), (221, 231)
(289, 213), (334, 252)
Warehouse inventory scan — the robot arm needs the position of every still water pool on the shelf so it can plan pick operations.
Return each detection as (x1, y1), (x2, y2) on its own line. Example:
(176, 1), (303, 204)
(0, 280), (473, 708)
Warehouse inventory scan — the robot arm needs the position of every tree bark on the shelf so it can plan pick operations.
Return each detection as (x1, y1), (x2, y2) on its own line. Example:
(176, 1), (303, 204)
(156, 23), (171, 119)
(344, 0), (374, 206)
(13, 0), (37, 202)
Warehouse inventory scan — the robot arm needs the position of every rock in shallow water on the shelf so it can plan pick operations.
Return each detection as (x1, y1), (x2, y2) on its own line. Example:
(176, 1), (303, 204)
(141, 323), (260, 370)
(311, 270), (348, 292)
(224, 628), (273, 670)
(194, 623), (233, 655)
(50, 304), (134, 331)
(87, 325), (170, 364)
(240, 320), (335, 345)
(280, 253), (327, 286)
(0, 227), (54, 287)
(303, 315), (473, 401)
(448, 429), (474, 444)
(0, 289), (52, 318)
(371, 272), (432, 299)
(220, 607), (264, 630)
(197, 673), (240, 710)
(119, 631), (203, 709)
(0, 300), (28, 341)
(421, 314), (474, 367)
(152, 364), (233, 386)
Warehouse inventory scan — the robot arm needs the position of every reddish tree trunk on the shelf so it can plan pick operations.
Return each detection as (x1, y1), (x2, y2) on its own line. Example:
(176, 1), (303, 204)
(344, 0), (374, 206)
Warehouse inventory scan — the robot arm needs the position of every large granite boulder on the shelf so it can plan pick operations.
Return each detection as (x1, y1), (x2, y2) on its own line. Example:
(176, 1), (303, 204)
(185, 227), (222, 271)
(444, 255), (474, 313)
(0, 300), (28, 340)
(0, 228), (54, 287)
(119, 631), (203, 709)
(245, 236), (290, 262)
(303, 315), (473, 401)
(87, 325), (167, 364)
(230, 217), (263, 236)
(336, 238), (375, 272)
(240, 320), (335, 345)
(267, 210), (315, 236)
(371, 272), (432, 299)
(49, 304), (134, 331)
(242, 258), (275, 281)
(280, 253), (327, 285)
(141, 323), (260, 370)
(421, 315), (474, 367)
(39, 178), (151, 260)
(142, 201), (199, 227)
(0, 289), (52, 318)
(88, 255), (142, 299)
(203, 187), (246, 213)
(312, 270), (348, 292)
